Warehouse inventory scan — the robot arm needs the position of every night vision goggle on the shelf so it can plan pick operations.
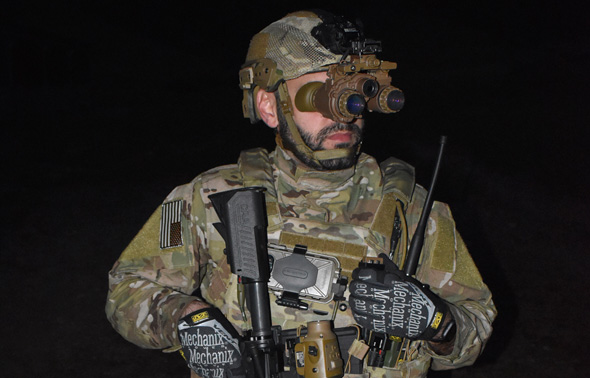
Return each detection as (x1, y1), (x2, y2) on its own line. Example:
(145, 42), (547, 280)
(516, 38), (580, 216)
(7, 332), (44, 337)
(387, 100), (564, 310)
(295, 54), (404, 123)
(239, 54), (404, 124)
(239, 10), (404, 124)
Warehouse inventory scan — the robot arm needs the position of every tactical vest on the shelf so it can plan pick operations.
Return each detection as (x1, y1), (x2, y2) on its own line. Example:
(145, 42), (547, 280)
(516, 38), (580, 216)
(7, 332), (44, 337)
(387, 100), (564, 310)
(201, 148), (416, 332)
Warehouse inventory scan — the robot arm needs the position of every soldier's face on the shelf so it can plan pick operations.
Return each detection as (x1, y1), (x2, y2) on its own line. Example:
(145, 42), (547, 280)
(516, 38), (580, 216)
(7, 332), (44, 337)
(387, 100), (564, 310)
(274, 71), (364, 170)
(284, 71), (364, 151)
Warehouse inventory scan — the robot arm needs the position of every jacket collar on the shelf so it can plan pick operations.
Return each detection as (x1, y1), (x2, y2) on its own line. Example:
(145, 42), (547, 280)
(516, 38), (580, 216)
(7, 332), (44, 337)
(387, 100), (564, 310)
(271, 146), (357, 190)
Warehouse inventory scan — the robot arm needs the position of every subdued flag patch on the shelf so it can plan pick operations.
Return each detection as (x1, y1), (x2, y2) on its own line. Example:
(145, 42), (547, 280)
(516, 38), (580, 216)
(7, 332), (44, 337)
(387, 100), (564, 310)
(160, 200), (184, 249)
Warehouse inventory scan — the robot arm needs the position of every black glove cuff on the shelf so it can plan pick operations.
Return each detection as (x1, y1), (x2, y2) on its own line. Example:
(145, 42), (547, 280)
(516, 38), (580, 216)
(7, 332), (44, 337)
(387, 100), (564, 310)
(179, 307), (241, 339)
(429, 308), (456, 342)
(418, 303), (451, 341)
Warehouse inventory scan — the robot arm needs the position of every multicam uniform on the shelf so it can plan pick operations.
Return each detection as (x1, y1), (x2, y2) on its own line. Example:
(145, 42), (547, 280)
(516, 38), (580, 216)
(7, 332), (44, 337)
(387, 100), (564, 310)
(106, 146), (496, 377)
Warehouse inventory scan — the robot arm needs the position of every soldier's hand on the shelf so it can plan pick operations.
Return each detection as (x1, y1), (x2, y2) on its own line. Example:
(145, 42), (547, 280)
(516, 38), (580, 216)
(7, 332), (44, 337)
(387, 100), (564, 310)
(348, 253), (452, 341)
(178, 307), (246, 378)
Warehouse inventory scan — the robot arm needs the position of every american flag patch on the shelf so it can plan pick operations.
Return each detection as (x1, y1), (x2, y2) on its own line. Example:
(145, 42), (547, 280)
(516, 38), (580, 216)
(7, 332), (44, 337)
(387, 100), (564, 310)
(159, 200), (184, 249)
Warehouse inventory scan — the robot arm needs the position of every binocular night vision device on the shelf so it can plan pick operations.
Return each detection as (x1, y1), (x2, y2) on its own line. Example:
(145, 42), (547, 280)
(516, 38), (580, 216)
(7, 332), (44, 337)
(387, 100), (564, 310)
(295, 54), (404, 123)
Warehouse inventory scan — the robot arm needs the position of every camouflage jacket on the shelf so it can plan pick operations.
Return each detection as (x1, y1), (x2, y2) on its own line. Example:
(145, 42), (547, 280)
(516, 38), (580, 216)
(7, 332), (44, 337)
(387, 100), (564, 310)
(106, 146), (496, 377)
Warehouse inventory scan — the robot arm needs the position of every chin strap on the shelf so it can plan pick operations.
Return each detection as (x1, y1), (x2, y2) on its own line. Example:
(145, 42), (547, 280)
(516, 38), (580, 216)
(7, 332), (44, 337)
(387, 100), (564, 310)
(275, 82), (359, 166)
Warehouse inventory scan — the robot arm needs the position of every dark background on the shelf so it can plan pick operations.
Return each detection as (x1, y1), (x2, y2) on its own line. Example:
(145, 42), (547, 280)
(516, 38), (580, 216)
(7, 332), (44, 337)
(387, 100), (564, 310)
(2, 0), (589, 376)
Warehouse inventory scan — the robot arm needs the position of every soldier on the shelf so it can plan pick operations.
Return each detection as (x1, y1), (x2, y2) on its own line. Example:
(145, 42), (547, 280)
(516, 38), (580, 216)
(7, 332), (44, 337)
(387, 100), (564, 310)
(106, 10), (496, 378)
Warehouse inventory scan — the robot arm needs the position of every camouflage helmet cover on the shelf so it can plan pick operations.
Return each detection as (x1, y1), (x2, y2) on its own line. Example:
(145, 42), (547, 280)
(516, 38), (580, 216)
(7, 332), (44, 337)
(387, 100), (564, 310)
(239, 10), (362, 167)
(244, 10), (343, 84)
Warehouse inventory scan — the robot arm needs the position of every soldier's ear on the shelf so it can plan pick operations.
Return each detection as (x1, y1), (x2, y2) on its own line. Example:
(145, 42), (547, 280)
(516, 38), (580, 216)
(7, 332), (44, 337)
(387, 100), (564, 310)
(256, 89), (279, 129)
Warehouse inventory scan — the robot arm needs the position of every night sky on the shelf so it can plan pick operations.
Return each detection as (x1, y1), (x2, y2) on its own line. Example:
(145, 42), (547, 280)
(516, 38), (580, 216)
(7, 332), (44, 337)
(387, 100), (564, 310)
(2, 1), (589, 376)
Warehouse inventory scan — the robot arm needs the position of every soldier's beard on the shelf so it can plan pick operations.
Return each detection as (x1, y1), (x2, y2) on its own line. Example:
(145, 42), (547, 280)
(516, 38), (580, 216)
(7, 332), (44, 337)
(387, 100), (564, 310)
(276, 108), (363, 171)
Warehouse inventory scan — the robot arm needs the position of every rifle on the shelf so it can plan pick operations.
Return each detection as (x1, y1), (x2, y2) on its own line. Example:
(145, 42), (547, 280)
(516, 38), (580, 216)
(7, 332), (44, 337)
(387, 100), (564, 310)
(209, 188), (280, 378)
(210, 188), (355, 378)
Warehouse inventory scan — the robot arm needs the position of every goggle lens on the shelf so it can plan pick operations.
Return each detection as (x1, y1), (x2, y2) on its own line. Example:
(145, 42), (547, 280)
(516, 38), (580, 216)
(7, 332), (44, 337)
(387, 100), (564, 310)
(386, 89), (405, 112)
(345, 93), (366, 116)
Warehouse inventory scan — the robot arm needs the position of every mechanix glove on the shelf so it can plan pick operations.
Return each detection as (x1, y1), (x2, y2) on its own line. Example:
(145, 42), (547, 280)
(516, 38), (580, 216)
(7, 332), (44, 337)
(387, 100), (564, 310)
(178, 307), (246, 378)
(349, 254), (450, 341)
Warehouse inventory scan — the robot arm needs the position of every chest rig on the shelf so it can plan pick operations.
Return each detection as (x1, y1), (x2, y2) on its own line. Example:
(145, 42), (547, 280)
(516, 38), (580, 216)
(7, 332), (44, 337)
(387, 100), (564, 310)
(231, 148), (415, 329)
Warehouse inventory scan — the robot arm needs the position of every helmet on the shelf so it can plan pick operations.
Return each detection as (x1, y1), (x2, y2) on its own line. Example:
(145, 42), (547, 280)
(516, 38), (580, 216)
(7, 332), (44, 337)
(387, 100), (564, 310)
(246, 11), (343, 80)
(239, 10), (345, 120)
(238, 10), (403, 169)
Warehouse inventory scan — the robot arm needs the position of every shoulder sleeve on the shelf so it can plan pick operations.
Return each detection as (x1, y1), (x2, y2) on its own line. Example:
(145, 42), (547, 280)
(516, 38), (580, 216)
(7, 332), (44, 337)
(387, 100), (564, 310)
(406, 186), (497, 369)
(380, 156), (416, 207)
(105, 178), (209, 350)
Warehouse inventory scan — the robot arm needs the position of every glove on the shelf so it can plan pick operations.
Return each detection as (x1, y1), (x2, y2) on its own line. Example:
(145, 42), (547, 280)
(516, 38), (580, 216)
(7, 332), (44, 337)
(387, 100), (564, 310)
(349, 253), (449, 340)
(178, 307), (245, 378)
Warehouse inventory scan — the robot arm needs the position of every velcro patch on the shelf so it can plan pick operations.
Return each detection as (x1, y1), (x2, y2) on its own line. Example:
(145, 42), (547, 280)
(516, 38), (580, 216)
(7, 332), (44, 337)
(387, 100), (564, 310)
(159, 200), (184, 249)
